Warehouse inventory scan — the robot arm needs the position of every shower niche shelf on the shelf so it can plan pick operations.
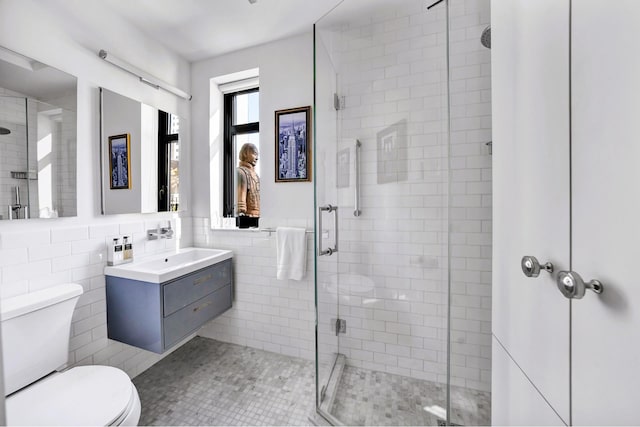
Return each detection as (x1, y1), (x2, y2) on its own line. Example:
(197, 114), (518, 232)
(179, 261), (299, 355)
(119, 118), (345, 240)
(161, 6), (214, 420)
(10, 171), (37, 180)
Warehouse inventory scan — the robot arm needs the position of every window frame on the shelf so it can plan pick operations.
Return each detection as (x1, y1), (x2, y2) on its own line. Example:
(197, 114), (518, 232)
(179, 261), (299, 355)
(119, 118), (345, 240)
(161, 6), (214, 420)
(157, 110), (179, 211)
(223, 87), (259, 217)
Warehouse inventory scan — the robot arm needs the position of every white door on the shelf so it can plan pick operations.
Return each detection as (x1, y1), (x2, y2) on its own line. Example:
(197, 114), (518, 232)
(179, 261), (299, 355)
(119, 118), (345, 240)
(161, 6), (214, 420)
(494, 0), (640, 424)
(492, 0), (571, 424)
(572, 0), (640, 424)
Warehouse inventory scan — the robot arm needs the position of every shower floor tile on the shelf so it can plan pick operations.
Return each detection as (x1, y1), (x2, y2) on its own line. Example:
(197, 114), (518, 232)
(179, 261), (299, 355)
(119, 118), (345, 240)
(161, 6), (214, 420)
(328, 365), (491, 426)
(133, 337), (316, 426)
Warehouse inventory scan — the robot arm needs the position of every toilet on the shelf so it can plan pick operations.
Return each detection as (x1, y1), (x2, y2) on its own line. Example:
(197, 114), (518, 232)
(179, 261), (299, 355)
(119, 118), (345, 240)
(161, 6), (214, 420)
(0, 283), (141, 426)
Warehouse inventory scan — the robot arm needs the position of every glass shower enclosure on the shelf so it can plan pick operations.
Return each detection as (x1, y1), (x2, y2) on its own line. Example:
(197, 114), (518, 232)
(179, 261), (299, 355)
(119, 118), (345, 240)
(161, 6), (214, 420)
(314, 0), (492, 425)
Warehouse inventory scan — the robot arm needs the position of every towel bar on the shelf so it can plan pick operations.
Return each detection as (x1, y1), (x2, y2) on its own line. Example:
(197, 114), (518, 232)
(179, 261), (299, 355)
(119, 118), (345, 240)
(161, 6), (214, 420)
(260, 228), (314, 236)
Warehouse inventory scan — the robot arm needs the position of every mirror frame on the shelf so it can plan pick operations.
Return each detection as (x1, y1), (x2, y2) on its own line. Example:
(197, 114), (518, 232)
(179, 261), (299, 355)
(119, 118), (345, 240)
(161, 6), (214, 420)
(99, 87), (184, 215)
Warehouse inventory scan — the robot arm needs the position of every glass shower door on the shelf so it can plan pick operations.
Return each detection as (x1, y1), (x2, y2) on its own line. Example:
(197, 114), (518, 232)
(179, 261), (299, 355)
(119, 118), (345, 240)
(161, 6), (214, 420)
(314, 0), (453, 424)
(315, 0), (493, 424)
(314, 27), (341, 417)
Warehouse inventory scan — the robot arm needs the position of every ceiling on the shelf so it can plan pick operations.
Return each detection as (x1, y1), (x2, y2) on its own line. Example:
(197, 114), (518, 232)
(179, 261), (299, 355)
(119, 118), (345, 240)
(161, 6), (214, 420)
(0, 50), (76, 102)
(99, 0), (343, 62)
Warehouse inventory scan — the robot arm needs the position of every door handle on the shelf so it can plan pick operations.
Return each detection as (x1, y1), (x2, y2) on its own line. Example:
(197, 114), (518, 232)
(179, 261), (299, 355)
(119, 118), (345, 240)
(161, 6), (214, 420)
(556, 271), (604, 299)
(318, 204), (338, 256)
(521, 255), (554, 277)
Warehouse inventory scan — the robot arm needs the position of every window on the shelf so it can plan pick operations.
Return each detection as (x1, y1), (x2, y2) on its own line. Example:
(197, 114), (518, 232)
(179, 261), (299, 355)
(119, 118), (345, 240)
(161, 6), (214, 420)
(223, 88), (259, 217)
(158, 111), (180, 211)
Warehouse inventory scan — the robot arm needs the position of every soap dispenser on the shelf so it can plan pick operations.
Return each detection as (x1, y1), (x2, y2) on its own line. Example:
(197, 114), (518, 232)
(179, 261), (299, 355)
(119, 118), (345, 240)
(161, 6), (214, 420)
(123, 236), (133, 263)
(107, 238), (120, 266)
(114, 239), (123, 264)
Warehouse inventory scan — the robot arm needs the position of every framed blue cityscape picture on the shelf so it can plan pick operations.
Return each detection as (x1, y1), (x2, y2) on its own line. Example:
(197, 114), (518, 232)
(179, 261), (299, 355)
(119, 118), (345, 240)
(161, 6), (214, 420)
(275, 106), (311, 182)
(109, 133), (131, 189)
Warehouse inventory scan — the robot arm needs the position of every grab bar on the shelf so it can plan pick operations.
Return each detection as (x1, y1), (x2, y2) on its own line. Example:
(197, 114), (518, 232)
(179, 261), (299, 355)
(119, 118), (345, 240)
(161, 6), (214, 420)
(354, 139), (362, 217)
(318, 204), (338, 256)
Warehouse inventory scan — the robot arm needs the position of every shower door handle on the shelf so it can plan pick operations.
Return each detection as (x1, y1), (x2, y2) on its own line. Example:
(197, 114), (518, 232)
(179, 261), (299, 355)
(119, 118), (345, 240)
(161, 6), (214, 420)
(318, 204), (338, 256)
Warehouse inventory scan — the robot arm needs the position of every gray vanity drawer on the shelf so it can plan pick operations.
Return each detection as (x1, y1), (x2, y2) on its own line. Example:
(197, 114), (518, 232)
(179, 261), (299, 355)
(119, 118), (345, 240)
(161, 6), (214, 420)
(163, 260), (232, 316)
(163, 284), (232, 349)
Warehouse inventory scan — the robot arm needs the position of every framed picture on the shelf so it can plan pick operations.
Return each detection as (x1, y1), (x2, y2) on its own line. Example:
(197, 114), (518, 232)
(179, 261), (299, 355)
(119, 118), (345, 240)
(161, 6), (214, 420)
(376, 119), (408, 184)
(275, 106), (311, 182)
(109, 134), (131, 189)
(336, 148), (350, 188)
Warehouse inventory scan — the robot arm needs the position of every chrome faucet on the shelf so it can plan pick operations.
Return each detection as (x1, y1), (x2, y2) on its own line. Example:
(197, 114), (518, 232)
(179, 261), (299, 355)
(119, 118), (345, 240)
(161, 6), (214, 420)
(7, 204), (21, 220)
(147, 221), (174, 240)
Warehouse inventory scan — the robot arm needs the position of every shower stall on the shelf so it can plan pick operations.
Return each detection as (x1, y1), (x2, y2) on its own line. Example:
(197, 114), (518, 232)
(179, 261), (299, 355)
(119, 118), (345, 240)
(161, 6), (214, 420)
(0, 94), (77, 220)
(0, 95), (35, 220)
(313, 0), (491, 425)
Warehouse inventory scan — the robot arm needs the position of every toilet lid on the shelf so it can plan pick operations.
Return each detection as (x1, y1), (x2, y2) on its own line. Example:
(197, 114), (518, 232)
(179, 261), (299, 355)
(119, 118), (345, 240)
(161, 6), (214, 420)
(6, 365), (135, 426)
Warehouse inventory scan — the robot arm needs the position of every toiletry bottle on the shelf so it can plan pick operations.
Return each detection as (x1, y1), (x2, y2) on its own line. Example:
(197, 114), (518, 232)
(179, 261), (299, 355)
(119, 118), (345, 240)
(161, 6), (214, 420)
(114, 238), (123, 265)
(123, 236), (133, 262)
(107, 238), (118, 266)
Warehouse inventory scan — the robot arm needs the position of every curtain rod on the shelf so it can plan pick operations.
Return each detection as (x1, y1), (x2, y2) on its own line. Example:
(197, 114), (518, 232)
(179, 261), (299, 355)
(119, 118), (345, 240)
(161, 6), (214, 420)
(98, 49), (192, 101)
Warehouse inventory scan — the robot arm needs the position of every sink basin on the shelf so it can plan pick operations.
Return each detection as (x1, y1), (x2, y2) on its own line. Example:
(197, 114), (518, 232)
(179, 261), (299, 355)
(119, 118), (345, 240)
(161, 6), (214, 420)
(104, 247), (232, 283)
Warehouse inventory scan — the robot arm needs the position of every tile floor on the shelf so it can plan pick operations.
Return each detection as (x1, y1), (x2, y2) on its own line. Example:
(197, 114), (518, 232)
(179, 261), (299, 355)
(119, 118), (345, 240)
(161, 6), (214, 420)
(134, 336), (489, 426)
(134, 337), (316, 426)
(328, 366), (491, 426)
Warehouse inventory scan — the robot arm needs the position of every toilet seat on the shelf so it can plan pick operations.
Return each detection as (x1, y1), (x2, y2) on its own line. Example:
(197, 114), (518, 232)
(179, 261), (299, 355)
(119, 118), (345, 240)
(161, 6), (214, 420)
(6, 365), (139, 426)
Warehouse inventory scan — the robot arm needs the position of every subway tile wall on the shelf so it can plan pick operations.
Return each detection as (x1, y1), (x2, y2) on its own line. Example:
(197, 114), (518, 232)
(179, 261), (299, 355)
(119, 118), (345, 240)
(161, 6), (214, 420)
(0, 89), (77, 219)
(26, 99), (39, 216)
(0, 217), (193, 379)
(193, 217), (316, 361)
(327, 0), (453, 386)
(0, 90), (29, 219)
(56, 109), (78, 217)
(0, 1), (489, 395)
(194, 0), (490, 393)
(448, 0), (492, 392)
(318, 0), (491, 392)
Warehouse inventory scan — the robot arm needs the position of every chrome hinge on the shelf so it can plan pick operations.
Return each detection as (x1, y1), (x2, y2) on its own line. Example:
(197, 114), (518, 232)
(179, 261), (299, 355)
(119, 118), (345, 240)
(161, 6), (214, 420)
(334, 93), (345, 111)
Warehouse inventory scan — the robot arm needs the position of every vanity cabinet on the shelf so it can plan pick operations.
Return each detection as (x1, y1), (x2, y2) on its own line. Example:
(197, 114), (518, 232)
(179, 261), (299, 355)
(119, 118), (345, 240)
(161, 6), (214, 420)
(105, 259), (233, 353)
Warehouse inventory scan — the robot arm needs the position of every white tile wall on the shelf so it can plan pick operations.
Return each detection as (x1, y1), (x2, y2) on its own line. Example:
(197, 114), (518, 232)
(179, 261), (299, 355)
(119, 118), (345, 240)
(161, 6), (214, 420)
(0, 1), (490, 401)
(0, 90), (29, 218)
(0, 216), (193, 378)
(315, 0), (491, 392)
(57, 109), (77, 217)
(0, 89), (77, 219)
(26, 99), (39, 216)
(193, 217), (316, 361)
(447, 0), (491, 393)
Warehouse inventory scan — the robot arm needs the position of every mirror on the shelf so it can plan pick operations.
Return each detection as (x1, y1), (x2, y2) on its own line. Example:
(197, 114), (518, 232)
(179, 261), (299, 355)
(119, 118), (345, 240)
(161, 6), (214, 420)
(100, 88), (183, 215)
(0, 46), (77, 220)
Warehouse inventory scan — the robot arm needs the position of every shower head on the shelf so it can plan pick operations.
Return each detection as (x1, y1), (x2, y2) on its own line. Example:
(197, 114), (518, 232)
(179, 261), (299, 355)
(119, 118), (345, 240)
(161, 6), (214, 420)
(0, 127), (10, 135)
(481, 26), (491, 49)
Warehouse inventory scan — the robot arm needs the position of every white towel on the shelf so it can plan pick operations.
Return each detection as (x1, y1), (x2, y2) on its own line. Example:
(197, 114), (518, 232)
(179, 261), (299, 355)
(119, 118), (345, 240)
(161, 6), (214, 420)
(276, 227), (307, 280)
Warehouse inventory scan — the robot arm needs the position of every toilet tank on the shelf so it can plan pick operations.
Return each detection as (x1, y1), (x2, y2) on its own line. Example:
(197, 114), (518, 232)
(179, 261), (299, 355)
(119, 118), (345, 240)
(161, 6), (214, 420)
(0, 283), (83, 396)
